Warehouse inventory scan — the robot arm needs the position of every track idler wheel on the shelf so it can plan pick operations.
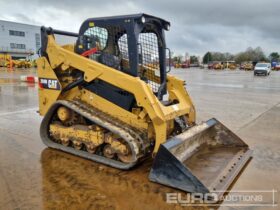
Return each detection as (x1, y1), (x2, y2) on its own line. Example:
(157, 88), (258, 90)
(86, 143), (97, 154)
(57, 106), (79, 126)
(103, 144), (115, 159)
(118, 151), (133, 163)
(73, 141), (82, 150)
(61, 138), (70, 146)
(117, 143), (133, 163)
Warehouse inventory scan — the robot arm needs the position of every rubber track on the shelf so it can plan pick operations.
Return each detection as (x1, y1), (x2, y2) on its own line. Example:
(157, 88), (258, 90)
(40, 100), (148, 170)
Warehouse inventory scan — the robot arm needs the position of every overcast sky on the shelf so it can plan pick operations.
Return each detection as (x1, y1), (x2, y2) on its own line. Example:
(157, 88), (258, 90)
(0, 0), (279, 57)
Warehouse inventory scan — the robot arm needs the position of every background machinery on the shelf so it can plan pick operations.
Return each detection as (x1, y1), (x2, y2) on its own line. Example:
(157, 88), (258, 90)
(0, 53), (11, 67)
(244, 62), (254, 71)
(6, 59), (32, 68)
(224, 61), (237, 70)
(213, 62), (224, 70)
(37, 14), (252, 199)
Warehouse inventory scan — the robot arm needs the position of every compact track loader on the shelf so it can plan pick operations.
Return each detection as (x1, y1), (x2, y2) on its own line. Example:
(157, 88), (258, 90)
(37, 14), (252, 199)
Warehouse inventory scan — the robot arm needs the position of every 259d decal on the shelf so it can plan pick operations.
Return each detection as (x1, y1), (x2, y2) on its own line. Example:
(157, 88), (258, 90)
(39, 78), (61, 90)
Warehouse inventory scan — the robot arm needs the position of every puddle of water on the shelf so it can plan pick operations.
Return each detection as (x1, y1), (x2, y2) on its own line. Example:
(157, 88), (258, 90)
(40, 149), (179, 210)
(0, 78), (20, 84)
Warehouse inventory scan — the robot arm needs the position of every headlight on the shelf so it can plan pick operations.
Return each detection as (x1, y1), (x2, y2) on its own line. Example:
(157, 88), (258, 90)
(141, 16), (146, 23)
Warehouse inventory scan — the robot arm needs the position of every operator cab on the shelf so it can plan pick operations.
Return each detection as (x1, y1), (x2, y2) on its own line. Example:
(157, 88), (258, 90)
(75, 14), (171, 99)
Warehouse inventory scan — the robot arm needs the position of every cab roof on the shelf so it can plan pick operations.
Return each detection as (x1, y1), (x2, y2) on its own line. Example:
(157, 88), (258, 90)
(80, 13), (170, 32)
(86, 13), (170, 26)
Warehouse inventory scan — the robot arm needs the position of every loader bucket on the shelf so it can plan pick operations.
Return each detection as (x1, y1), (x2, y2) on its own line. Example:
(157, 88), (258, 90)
(149, 118), (252, 199)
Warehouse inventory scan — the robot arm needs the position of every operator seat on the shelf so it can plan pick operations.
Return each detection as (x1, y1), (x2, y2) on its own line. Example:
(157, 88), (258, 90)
(99, 52), (121, 70)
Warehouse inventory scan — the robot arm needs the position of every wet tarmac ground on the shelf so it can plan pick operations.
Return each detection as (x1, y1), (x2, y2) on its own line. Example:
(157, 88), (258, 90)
(0, 68), (279, 210)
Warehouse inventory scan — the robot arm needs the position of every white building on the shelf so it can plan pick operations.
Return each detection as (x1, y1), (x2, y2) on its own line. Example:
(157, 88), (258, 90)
(0, 20), (77, 60)
(0, 20), (40, 60)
